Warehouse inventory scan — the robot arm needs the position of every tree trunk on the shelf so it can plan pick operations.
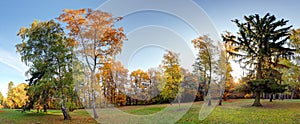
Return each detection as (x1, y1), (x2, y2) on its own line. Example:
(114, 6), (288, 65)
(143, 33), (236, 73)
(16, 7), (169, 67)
(252, 91), (262, 106)
(253, 55), (263, 106)
(207, 86), (211, 106)
(61, 94), (71, 120)
(269, 94), (273, 102)
(291, 89), (295, 99)
(43, 104), (47, 112)
(92, 90), (99, 119)
(218, 89), (224, 106)
(178, 98), (181, 109)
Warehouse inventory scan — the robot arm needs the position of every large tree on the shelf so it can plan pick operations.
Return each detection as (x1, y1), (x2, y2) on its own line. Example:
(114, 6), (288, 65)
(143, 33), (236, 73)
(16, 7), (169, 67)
(57, 8), (126, 118)
(222, 13), (295, 106)
(16, 20), (74, 120)
(192, 35), (217, 106)
(160, 51), (183, 106)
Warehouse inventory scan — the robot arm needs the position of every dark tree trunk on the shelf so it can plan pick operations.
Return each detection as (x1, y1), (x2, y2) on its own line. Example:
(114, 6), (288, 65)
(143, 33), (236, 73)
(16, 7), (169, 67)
(269, 94), (273, 102)
(62, 107), (71, 120)
(43, 104), (47, 112)
(252, 91), (262, 106)
(218, 89), (224, 106)
(291, 89), (295, 99)
(61, 94), (71, 120)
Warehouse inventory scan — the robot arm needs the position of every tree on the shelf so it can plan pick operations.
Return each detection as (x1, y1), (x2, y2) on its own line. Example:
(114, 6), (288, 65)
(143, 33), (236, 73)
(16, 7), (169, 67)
(129, 69), (150, 104)
(222, 13), (295, 106)
(279, 59), (300, 99)
(180, 68), (198, 103)
(16, 20), (74, 120)
(192, 35), (217, 106)
(6, 81), (15, 109)
(218, 32), (239, 105)
(101, 60), (128, 106)
(5, 82), (28, 109)
(160, 51), (183, 106)
(0, 91), (4, 106)
(147, 68), (163, 104)
(57, 8), (126, 118)
(290, 28), (300, 64)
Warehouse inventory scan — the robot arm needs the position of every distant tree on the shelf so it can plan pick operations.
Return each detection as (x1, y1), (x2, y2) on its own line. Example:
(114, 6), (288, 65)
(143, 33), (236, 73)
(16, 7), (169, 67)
(290, 28), (300, 63)
(112, 61), (128, 106)
(16, 20), (74, 120)
(180, 68), (198, 103)
(101, 60), (128, 106)
(6, 82), (28, 109)
(147, 68), (163, 104)
(6, 81), (15, 109)
(223, 13), (295, 106)
(0, 91), (4, 106)
(279, 59), (300, 99)
(160, 51), (183, 106)
(129, 69), (150, 105)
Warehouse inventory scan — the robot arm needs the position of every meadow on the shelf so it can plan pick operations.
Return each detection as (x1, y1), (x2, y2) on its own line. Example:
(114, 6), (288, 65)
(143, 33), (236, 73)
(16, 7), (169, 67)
(1, 99), (300, 124)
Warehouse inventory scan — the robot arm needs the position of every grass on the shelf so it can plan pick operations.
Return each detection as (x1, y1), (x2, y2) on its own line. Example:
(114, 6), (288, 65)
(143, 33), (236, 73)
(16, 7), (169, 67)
(1, 99), (300, 123)
(178, 99), (300, 124)
(0, 109), (97, 124)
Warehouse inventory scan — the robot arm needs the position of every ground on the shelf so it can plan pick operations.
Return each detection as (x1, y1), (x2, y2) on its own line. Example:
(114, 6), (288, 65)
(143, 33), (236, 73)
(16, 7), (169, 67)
(0, 99), (300, 124)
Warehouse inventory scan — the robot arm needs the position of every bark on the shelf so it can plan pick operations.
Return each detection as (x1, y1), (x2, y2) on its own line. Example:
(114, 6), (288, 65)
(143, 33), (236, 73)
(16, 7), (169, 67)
(43, 104), (47, 112)
(207, 86), (211, 106)
(291, 88), (295, 99)
(61, 94), (71, 120)
(253, 53), (263, 106)
(269, 94), (273, 102)
(92, 90), (99, 118)
(218, 89), (224, 106)
(252, 91), (262, 106)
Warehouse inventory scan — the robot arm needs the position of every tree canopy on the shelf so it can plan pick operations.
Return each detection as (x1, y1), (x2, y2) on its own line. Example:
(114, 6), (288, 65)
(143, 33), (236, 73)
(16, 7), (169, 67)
(223, 13), (295, 106)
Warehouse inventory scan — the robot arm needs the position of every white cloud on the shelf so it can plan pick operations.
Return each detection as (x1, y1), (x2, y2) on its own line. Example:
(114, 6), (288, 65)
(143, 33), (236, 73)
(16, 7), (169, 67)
(0, 48), (28, 74)
(0, 48), (28, 98)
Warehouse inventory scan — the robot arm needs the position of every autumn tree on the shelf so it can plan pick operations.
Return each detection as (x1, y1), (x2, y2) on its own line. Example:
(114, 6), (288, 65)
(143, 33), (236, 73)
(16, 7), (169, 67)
(160, 51), (183, 106)
(16, 20), (74, 120)
(0, 91), (4, 106)
(180, 68), (198, 103)
(217, 32), (239, 105)
(111, 61), (128, 106)
(101, 60), (128, 106)
(222, 13), (295, 106)
(129, 69), (150, 104)
(57, 8), (126, 118)
(279, 59), (300, 99)
(6, 82), (28, 109)
(6, 81), (15, 109)
(290, 28), (300, 63)
(192, 35), (217, 106)
(147, 68), (163, 104)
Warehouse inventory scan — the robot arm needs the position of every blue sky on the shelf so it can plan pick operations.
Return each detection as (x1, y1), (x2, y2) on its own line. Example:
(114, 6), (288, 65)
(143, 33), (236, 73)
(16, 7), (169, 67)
(1, 0), (300, 97)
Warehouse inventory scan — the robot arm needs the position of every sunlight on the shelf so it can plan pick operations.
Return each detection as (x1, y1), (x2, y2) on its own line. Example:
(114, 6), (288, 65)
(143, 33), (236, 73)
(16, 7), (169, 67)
(234, 78), (240, 84)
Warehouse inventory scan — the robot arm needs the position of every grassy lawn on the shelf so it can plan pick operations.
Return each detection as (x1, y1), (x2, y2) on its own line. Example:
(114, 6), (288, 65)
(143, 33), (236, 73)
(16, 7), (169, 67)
(0, 109), (98, 124)
(1, 99), (300, 123)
